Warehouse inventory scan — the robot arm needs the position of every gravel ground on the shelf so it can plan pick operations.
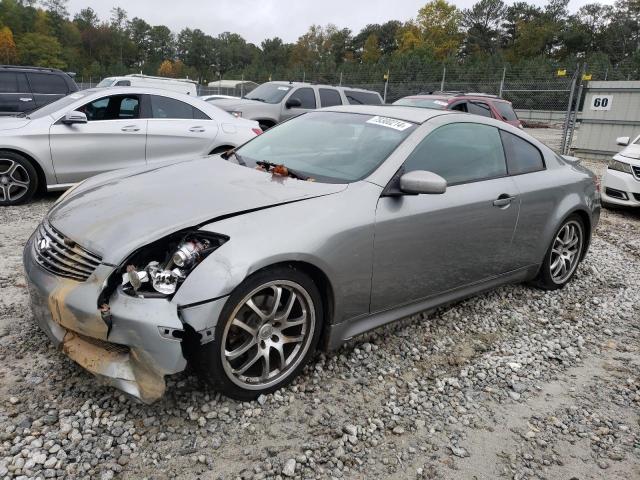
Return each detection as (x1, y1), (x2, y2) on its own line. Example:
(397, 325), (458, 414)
(1, 161), (639, 480)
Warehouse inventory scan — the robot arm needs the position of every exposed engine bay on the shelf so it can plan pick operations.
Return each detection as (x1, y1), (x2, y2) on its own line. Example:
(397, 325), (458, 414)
(120, 231), (228, 298)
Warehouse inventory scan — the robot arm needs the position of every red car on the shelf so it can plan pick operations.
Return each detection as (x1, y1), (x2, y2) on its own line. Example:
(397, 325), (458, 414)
(393, 92), (523, 129)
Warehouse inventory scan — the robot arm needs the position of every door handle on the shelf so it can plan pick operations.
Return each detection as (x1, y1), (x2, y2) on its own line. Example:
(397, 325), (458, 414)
(19, 98), (33, 102)
(189, 126), (206, 132)
(121, 125), (140, 132)
(493, 194), (517, 207)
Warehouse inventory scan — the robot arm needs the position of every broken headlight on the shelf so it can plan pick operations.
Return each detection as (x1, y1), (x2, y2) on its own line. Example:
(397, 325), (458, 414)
(121, 231), (228, 297)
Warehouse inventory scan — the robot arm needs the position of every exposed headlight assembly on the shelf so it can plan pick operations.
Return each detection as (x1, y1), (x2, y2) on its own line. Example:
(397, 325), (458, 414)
(121, 231), (228, 297)
(608, 159), (633, 174)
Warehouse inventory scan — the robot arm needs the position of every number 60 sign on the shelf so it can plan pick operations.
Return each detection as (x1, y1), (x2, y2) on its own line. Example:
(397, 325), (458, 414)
(590, 95), (612, 111)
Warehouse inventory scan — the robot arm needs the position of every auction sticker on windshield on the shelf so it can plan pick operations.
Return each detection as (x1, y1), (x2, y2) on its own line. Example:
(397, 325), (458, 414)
(277, 86), (290, 91)
(366, 116), (413, 131)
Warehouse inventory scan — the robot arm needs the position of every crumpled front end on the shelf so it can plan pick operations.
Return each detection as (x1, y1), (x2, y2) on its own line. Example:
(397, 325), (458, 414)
(23, 224), (191, 403)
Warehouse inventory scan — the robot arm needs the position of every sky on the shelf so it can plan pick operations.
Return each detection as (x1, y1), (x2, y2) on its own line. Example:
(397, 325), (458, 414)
(65, 0), (617, 45)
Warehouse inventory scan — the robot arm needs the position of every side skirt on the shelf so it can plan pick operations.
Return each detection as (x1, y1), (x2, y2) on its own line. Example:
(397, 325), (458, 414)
(325, 264), (540, 351)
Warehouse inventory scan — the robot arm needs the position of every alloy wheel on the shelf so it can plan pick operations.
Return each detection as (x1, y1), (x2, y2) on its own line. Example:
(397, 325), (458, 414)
(549, 220), (583, 284)
(0, 158), (31, 203)
(221, 280), (315, 390)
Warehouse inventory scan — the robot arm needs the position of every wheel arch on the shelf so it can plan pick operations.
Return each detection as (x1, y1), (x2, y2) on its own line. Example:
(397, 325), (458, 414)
(0, 147), (47, 193)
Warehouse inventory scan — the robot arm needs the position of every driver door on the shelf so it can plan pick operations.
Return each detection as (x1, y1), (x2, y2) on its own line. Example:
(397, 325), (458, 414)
(49, 94), (147, 184)
(280, 87), (317, 121)
(370, 121), (520, 312)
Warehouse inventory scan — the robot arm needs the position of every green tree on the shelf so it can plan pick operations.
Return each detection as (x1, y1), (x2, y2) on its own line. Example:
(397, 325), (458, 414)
(416, 0), (463, 59)
(462, 0), (507, 55)
(17, 31), (64, 67)
(362, 33), (381, 63)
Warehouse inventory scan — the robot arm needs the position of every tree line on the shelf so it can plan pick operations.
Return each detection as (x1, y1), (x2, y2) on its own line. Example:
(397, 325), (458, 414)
(0, 0), (638, 85)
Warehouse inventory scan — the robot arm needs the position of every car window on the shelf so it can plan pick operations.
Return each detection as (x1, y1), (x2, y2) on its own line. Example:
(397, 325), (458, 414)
(27, 73), (68, 94)
(291, 88), (316, 109)
(150, 95), (194, 119)
(0, 72), (27, 93)
(450, 101), (468, 112)
(404, 123), (507, 185)
(500, 130), (545, 175)
(193, 107), (211, 120)
(494, 102), (519, 121)
(79, 95), (140, 121)
(467, 101), (493, 118)
(236, 111), (416, 183)
(344, 90), (382, 105)
(115, 80), (131, 86)
(319, 88), (342, 107)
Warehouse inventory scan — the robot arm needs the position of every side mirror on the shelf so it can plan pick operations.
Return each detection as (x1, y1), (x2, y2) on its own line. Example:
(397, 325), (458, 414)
(616, 136), (630, 146)
(285, 98), (302, 109)
(62, 110), (88, 125)
(399, 170), (447, 195)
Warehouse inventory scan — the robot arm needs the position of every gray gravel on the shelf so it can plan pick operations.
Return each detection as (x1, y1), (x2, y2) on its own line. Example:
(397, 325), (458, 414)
(1, 169), (639, 479)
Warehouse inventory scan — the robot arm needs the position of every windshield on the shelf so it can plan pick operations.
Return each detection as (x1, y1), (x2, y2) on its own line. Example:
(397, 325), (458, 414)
(26, 90), (92, 119)
(244, 83), (292, 103)
(393, 97), (448, 110)
(97, 77), (116, 87)
(235, 111), (416, 183)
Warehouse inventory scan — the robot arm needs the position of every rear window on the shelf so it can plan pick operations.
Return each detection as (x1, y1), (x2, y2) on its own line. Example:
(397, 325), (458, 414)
(319, 88), (342, 107)
(345, 90), (382, 105)
(500, 130), (545, 175)
(27, 73), (68, 94)
(494, 102), (518, 121)
(467, 101), (493, 118)
(393, 97), (448, 110)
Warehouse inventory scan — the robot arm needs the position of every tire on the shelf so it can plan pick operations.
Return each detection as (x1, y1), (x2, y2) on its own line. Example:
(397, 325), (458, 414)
(532, 214), (585, 290)
(0, 151), (38, 206)
(194, 265), (323, 400)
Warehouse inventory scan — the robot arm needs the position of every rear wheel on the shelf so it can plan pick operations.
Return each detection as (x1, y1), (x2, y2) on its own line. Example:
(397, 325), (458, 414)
(533, 215), (585, 290)
(0, 152), (38, 206)
(194, 266), (322, 400)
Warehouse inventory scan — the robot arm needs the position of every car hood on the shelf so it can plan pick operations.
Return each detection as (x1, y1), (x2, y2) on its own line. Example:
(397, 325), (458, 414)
(619, 144), (640, 160)
(213, 98), (270, 112)
(0, 117), (31, 130)
(47, 157), (347, 264)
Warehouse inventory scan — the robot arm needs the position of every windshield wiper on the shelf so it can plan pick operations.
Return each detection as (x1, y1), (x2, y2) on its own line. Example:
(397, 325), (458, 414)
(221, 148), (246, 166)
(15, 112), (29, 118)
(256, 160), (310, 181)
(248, 97), (266, 102)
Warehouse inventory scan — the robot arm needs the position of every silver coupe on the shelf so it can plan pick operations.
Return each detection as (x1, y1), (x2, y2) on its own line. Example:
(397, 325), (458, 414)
(23, 105), (601, 402)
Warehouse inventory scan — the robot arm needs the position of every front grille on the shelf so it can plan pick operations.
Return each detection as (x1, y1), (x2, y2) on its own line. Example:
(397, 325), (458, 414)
(34, 221), (102, 281)
(73, 331), (130, 355)
(605, 187), (628, 200)
(632, 165), (640, 181)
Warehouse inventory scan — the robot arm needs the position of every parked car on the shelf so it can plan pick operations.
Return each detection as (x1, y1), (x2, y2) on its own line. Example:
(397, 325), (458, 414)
(96, 75), (198, 96)
(393, 92), (523, 128)
(200, 94), (239, 102)
(601, 134), (640, 207)
(0, 87), (261, 205)
(23, 105), (600, 402)
(214, 81), (383, 130)
(0, 65), (78, 116)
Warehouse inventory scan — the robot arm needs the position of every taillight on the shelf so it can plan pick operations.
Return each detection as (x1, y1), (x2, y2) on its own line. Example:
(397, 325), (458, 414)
(252, 128), (263, 136)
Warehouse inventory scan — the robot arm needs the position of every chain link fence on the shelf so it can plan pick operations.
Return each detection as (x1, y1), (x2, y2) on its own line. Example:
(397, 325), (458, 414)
(77, 63), (639, 154)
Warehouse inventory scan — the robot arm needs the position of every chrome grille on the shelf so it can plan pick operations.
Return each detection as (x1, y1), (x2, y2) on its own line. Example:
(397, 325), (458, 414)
(34, 221), (102, 281)
(632, 165), (640, 181)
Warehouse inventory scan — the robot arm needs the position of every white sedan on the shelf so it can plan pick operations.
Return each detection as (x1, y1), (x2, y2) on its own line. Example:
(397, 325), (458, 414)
(602, 134), (640, 208)
(0, 87), (261, 205)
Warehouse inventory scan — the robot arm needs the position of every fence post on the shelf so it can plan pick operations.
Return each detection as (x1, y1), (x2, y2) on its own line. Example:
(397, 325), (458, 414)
(303, 71), (306, 83)
(383, 70), (389, 103)
(561, 68), (579, 155)
(339, 72), (343, 86)
(440, 66), (446, 92)
(240, 73), (244, 97)
(499, 67), (506, 97)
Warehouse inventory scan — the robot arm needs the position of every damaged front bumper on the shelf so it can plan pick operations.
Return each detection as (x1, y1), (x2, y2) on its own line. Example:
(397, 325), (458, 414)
(23, 232), (228, 403)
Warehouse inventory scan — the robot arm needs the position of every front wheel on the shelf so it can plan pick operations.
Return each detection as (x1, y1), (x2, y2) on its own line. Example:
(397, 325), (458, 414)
(194, 266), (322, 400)
(532, 215), (585, 290)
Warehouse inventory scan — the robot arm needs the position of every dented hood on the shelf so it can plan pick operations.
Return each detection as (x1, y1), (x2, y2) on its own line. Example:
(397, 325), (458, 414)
(47, 157), (347, 264)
